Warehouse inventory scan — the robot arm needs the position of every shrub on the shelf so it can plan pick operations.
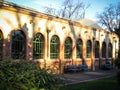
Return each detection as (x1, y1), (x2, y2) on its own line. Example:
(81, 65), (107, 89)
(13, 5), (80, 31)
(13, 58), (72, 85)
(114, 49), (120, 69)
(0, 60), (59, 90)
(117, 70), (120, 85)
(114, 49), (120, 85)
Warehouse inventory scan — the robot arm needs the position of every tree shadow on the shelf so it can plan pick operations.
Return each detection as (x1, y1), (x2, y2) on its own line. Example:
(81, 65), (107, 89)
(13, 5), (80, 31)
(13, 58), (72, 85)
(68, 21), (88, 67)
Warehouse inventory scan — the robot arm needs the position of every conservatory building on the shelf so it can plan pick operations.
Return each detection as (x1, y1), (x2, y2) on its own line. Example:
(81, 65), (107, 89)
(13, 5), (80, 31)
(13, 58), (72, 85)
(0, 1), (119, 73)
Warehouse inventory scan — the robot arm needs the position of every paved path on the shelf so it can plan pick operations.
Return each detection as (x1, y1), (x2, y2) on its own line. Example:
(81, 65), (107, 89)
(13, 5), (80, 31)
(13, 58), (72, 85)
(59, 69), (119, 85)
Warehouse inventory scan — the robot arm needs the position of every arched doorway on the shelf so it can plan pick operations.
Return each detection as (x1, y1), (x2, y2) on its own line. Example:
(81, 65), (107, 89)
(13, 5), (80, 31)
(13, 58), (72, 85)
(11, 30), (26, 59)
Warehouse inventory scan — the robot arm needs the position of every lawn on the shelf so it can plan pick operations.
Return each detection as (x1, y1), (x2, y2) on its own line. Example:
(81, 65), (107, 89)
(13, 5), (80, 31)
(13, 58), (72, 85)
(60, 77), (120, 90)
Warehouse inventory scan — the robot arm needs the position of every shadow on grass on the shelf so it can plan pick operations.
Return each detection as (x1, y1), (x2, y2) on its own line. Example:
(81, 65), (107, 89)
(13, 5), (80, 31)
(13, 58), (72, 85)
(60, 77), (120, 90)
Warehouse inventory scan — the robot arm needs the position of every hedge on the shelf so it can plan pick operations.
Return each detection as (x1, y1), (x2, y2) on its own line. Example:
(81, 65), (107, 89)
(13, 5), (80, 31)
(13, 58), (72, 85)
(0, 60), (59, 90)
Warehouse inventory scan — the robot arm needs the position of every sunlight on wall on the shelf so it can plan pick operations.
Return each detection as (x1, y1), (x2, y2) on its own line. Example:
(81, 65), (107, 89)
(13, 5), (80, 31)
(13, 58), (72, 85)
(0, 18), (11, 38)
(0, 10), (19, 27)
(38, 19), (47, 33)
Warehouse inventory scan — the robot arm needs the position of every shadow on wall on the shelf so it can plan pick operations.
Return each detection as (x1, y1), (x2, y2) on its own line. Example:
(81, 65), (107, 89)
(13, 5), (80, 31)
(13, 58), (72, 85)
(22, 23), (28, 31)
(68, 21), (88, 66)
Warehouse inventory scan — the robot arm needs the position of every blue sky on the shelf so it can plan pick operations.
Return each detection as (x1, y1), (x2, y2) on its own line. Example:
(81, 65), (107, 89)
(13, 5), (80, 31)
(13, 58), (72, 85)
(6, 0), (120, 21)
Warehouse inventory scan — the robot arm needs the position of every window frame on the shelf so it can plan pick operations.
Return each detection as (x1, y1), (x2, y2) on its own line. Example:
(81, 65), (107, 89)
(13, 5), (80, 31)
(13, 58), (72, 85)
(64, 37), (72, 59)
(102, 42), (106, 58)
(86, 40), (92, 58)
(76, 39), (83, 58)
(50, 35), (60, 59)
(11, 30), (26, 59)
(95, 41), (99, 58)
(108, 43), (112, 58)
(33, 33), (44, 59)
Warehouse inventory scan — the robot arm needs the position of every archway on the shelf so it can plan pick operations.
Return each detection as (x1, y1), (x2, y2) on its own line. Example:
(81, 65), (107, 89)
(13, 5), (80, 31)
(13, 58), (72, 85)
(11, 30), (26, 59)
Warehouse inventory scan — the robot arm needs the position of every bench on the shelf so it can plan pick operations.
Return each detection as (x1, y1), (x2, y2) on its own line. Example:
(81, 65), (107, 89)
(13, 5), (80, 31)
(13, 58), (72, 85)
(101, 62), (112, 70)
(64, 64), (88, 73)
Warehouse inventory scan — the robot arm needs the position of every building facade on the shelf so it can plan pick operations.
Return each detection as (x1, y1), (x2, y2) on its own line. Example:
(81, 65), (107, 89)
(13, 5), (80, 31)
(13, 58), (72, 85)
(0, 2), (119, 73)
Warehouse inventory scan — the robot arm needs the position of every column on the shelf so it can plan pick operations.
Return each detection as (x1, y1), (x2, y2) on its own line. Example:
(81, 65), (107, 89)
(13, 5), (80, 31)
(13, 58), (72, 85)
(91, 37), (95, 71)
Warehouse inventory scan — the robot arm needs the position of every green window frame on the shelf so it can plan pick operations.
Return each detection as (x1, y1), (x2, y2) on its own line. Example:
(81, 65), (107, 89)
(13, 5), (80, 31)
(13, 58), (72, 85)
(64, 37), (72, 59)
(108, 43), (112, 58)
(76, 39), (82, 58)
(95, 41), (99, 58)
(11, 30), (26, 59)
(102, 42), (106, 58)
(86, 40), (92, 58)
(0, 31), (3, 60)
(33, 33), (44, 59)
(50, 35), (59, 59)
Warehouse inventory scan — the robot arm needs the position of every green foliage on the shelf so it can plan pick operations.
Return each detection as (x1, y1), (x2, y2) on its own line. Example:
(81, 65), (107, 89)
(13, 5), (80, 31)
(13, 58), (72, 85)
(117, 71), (120, 85)
(0, 60), (59, 90)
(114, 49), (120, 69)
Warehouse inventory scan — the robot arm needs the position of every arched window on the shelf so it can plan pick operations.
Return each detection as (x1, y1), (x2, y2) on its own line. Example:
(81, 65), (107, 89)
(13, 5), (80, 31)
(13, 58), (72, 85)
(64, 37), (72, 59)
(102, 42), (106, 58)
(33, 33), (44, 59)
(50, 35), (59, 59)
(108, 43), (112, 58)
(76, 39), (82, 58)
(0, 30), (3, 60)
(86, 40), (92, 58)
(11, 30), (26, 59)
(95, 41), (99, 58)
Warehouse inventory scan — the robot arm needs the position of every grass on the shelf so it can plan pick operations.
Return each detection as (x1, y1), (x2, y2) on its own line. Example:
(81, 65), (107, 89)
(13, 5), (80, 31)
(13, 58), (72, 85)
(60, 77), (120, 90)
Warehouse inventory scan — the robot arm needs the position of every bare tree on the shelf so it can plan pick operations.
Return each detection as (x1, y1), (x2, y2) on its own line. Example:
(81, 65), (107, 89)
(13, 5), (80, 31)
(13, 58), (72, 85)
(0, 0), (4, 2)
(97, 3), (120, 32)
(0, 0), (5, 6)
(44, 0), (90, 19)
(44, 4), (56, 15)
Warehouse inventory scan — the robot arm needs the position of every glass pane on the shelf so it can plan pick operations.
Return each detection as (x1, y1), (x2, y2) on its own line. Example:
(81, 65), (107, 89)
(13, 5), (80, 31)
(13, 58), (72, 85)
(86, 40), (91, 58)
(50, 35), (59, 59)
(64, 37), (72, 59)
(95, 41), (99, 58)
(33, 33), (44, 59)
(108, 43), (112, 58)
(102, 42), (106, 58)
(11, 30), (26, 59)
(76, 39), (82, 58)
